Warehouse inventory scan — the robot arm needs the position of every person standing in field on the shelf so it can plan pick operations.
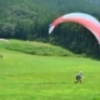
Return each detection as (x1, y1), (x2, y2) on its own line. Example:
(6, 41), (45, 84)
(74, 71), (83, 84)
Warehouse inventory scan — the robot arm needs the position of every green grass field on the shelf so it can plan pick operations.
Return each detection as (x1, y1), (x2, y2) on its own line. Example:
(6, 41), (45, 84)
(0, 40), (100, 100)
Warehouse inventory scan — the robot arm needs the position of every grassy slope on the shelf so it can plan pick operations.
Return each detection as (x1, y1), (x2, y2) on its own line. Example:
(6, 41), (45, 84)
(0, 47), (100, 100)
(2, 39), (75, 56)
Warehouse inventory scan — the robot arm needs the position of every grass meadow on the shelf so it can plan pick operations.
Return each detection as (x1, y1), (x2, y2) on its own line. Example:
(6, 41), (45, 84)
(0, 40), (100, 100)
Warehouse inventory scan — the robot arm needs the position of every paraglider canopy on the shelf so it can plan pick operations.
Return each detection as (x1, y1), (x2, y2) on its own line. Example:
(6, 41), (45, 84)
(49, 12), (100, 44)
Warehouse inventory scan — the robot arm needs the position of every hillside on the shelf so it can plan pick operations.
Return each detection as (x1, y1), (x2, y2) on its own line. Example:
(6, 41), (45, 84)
(0, 39), (76, 56)
(0, 0), (100, 23)
(0, 0), (100, 58)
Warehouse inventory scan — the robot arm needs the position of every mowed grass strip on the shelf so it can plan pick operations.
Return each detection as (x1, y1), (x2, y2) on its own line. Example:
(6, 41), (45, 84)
(0, 49), (100, 100)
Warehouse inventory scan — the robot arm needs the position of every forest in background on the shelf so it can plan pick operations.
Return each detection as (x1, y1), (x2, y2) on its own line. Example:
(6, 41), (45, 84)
(0, 0), (100, 58)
